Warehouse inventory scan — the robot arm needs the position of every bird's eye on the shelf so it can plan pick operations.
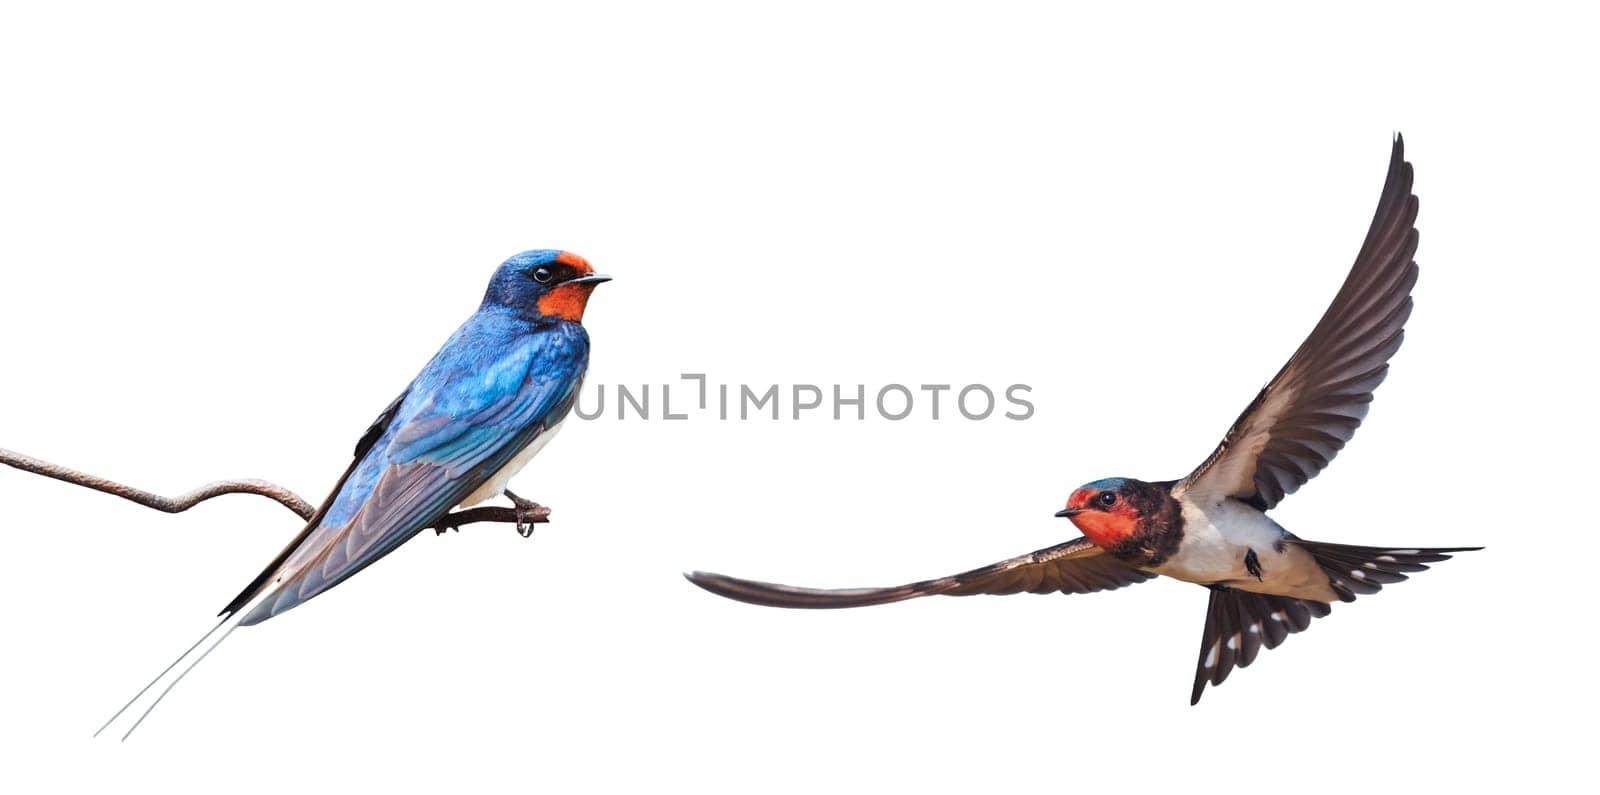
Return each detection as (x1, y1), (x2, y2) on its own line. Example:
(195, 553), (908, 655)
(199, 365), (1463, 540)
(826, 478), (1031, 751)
(532, 267), (554, 284)
(1097, 492), (1118, 508)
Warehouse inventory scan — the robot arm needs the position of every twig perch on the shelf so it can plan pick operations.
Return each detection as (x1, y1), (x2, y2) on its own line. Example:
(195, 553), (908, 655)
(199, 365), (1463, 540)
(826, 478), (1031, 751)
(0, 446), (550, 532)
(1, 447), (318, 519)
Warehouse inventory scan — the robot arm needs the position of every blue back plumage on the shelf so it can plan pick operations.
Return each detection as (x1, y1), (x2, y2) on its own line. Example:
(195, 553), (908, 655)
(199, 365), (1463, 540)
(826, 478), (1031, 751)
(325, 310), (588, 529)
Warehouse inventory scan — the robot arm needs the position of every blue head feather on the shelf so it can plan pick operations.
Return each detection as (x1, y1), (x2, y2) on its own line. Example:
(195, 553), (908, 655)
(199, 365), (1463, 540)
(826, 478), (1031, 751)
(480, 249), (603, 322)
(1081, 477), (1129, 492)
(482, 250), (564, 313)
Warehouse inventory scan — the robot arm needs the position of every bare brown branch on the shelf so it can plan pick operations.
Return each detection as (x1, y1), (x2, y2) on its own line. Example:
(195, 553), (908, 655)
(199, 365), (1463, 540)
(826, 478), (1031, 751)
(1, 446), (317, 518)
(0, 446), (550, 533)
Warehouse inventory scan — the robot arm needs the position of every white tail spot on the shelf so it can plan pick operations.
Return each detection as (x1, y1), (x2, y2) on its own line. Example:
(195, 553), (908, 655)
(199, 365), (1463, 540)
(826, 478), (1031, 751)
(1227, 633), (1240, 651)
(1376, 555), (1398, 563)
(1389, 549), (1420, 556)
(1350, 569), (1367, 580)
(1204, 643), (1219, 668)
(1248, 623), (1261, 635)
(1270, 611), (1285, 622)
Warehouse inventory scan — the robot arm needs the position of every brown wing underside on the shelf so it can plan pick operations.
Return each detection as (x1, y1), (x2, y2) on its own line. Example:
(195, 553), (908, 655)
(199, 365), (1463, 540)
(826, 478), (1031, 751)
(1178, 135), (1420, 510)
(685, 536), (1154, 609)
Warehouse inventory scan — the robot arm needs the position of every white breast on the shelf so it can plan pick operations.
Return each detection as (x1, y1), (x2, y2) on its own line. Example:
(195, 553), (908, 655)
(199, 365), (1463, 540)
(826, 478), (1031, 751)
(458, 420), (565, 508)
(1155, 498), (1337, 601)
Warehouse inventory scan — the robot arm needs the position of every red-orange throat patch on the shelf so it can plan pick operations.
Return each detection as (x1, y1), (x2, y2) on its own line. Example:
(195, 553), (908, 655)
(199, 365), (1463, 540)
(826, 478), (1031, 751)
(1075, 511), (1139, 547)
(537, 283), (597, 321)
(1071, 510), (1139, 549)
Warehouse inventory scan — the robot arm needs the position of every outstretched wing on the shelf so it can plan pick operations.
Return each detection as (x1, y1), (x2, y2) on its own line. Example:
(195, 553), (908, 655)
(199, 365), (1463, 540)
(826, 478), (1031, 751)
(1176, 135), (1419, 511)
(230, 320), (588, 625)
(686, 536), (1154, 609)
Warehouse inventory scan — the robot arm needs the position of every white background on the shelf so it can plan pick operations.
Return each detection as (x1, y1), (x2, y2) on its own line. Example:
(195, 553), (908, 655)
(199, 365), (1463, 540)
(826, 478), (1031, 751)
(1, 2), (1594, 792)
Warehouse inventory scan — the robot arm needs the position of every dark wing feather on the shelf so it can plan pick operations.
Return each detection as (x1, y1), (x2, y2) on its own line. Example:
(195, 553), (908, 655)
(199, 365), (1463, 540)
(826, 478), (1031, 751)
(218, 389), (410, 617)
(1177, 135), (1419, 510)
(686, 536), (1154, 609)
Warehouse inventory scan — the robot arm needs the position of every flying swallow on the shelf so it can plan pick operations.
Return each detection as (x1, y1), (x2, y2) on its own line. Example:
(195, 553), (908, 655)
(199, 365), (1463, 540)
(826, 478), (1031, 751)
(687, 135), (1479, 704)
(99, 249), (609, 738)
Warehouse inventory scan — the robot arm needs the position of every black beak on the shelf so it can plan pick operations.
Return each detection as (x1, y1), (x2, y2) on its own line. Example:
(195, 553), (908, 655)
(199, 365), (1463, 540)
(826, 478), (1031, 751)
(1055, 508), (1083, 518)
(567, 273), (612, 286)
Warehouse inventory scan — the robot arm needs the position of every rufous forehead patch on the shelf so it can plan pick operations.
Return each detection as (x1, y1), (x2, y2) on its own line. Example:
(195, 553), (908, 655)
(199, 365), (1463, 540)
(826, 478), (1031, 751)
(555, 251), (593, 274)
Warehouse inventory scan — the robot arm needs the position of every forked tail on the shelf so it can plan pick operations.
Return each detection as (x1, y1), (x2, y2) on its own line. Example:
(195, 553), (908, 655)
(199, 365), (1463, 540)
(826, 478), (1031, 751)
(94, 590), (268, 740)
(1190, 541), (1480, 705)
(1291, 540), (1482, 602)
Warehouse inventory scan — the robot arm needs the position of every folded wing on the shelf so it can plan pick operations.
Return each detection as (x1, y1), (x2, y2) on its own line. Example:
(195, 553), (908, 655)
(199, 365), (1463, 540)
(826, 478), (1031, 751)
(228, 324), (587, 625)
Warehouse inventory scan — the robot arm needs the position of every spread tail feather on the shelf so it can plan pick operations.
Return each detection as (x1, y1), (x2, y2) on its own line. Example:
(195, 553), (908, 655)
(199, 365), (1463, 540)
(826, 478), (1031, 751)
(1190, 541), (1480, 704)
(1190, 587), (1329, 705)
(1289, 540), (1482, 602)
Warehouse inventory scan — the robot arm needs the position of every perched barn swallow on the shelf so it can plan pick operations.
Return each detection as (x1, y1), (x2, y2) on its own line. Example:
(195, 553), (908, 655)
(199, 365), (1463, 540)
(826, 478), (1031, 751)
(99, 249), (609, 738)
(688, 135), (1478, 704)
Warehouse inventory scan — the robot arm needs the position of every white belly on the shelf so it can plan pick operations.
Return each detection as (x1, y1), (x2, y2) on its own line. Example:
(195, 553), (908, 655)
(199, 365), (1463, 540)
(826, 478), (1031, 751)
(1154, 498), (1337, 601)
(458, 420), (565, 508)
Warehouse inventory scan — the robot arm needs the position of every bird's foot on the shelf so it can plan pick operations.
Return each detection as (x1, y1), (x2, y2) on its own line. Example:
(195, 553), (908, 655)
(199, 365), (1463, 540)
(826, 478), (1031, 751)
(505, 490), (549, 538)
(434, 524), (460, 536)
